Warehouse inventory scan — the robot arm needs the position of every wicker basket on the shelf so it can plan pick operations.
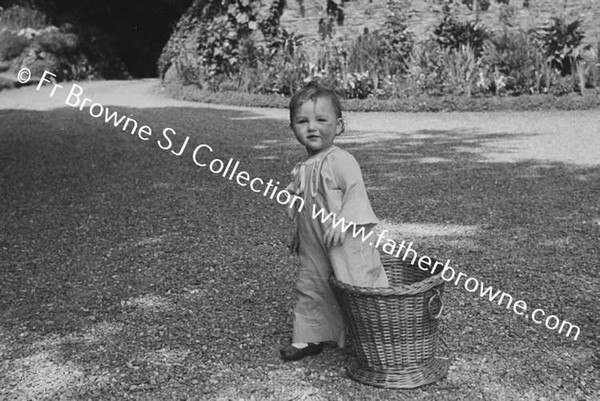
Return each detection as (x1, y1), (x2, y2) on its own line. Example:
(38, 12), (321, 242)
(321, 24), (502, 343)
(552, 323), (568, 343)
(330, 253), (448, 389)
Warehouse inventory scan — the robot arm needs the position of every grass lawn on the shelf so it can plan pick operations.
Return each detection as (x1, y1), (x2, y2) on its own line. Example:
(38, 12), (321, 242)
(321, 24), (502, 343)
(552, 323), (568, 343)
(0, 100), (598, 400)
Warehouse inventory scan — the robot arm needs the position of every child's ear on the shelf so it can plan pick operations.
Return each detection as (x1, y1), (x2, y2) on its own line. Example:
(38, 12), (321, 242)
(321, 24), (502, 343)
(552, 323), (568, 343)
(335, 118), (345, 136)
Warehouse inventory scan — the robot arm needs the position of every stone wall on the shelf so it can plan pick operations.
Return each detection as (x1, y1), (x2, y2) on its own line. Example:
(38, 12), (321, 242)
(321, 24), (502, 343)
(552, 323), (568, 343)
(280, 0), (389, 44)
(280, 0), (600, 47)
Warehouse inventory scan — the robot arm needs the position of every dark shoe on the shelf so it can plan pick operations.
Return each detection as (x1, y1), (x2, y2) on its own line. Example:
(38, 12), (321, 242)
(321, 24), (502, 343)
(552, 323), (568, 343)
(280, 343), (324, 361)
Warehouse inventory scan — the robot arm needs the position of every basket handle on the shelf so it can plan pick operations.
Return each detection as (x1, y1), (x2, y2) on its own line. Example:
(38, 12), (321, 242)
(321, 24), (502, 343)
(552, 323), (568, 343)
(428, 289), (444, 320)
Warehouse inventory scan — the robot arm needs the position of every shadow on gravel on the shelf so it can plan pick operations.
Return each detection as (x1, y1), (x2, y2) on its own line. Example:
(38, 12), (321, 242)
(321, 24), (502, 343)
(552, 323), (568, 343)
(0, 107), (598, 399)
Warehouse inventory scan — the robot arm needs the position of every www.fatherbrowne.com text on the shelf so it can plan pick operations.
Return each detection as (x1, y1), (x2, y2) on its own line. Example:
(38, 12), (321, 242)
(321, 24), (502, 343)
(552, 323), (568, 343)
(307, 204), (580, 340)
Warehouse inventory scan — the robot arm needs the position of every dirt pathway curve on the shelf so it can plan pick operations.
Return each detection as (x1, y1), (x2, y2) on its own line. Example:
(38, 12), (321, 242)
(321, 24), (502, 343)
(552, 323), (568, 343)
(1, 79), (599, 167)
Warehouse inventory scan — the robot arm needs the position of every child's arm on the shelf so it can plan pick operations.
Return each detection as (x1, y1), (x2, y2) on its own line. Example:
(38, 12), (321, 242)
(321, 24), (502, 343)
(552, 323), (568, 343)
(284, 183), (301, 254)
(322, 151), (378, 248)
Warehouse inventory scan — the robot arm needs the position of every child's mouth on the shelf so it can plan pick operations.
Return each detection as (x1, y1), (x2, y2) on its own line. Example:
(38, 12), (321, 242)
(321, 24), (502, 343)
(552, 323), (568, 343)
(307, 135), (320, 139)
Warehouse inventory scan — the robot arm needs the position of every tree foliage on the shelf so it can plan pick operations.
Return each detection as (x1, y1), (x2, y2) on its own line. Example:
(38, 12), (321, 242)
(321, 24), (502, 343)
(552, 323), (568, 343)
(160, 0), (288, 79)
(1, 0), (194, 77)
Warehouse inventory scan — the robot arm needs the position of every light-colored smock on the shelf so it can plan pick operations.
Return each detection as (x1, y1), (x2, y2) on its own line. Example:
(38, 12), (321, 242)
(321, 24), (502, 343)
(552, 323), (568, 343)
(286, 145), (389, 347)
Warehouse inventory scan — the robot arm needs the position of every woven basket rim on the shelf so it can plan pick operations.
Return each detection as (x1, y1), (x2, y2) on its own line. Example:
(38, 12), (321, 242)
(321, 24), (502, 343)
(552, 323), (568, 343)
(330, 253), (445, 296)
(330, 272), (444, 296)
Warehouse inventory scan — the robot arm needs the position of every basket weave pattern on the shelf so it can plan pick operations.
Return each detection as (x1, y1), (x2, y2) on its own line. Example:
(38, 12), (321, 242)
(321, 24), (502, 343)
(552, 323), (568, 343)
(330, 254), (448, 389)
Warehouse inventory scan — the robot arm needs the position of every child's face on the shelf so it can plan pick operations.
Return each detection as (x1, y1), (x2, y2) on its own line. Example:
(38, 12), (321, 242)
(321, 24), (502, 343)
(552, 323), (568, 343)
(290, 97), (343, 156)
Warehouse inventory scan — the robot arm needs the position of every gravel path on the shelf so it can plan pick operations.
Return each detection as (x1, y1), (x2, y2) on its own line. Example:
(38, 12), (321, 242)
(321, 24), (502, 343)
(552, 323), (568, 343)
(1, 78), (598, 400)
(2, 78), (599, 168)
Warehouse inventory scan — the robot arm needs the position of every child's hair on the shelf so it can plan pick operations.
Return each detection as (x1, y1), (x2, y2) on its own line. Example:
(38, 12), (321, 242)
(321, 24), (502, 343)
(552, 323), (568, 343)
(289, 81), (343, 123)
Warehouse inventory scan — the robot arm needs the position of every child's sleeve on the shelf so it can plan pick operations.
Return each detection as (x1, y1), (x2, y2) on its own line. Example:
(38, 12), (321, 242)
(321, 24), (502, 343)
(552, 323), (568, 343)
(284, 162), (303, 221)
(327, 151), (379, 226)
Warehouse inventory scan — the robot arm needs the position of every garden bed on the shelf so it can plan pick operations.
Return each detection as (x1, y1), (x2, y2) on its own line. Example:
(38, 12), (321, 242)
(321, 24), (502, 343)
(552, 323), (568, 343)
(164, 79), (600, 113)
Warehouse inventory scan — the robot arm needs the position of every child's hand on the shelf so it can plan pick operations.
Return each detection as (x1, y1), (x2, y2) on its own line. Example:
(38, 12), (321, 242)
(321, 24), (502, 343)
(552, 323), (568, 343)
(323, 224), (346, 248)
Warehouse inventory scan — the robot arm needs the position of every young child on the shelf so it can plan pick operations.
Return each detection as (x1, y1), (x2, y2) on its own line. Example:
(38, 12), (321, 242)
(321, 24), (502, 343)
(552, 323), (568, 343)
(280, 81), (389, 362)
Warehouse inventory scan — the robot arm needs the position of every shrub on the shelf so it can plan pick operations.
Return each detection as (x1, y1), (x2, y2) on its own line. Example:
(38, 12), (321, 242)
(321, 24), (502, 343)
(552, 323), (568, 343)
(442, 44), (479, 96)
(591, 42), (600, 88)
(482, 30), (540, 95)
(165, 0), (289, 86)
(347, 31), (381, 74)
(33, 30), (79, 55)
(75, 26), (130, 79)
(269, 43), (310, 96)
(0, 5), (49, 30)
(197, 0), (288, 77)
(26, 55), (61, 78)
(570, 44), (599, 93)
(337, 0), (416, 98)
(381, 0), (415, 75)
(0, 74), (15, 91)
(13, 28), (98, 81)
(347, 29), (412, 79)
(551, 75), (575, 96)
(406, 40), (451, 96)
(534, 16), (587, 76)
(190, 27), (311, 96)
(0, 5), (128, 80)
(196, 15), (241, 77)
(260, 28), (309, 95)
(404, 40), (485, 97)
(0, 30), (29, 60)
(433, 13), (490, 57)
(529, 50), (558, 95)
(342, 71), (374, 99)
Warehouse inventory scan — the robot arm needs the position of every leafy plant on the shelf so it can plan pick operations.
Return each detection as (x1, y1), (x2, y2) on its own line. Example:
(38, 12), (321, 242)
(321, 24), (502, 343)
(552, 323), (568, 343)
(433, 13), (490, 57)
(311, 40), (346, 90)
(406, 40), (451, 96)
(530, 50), (556, 94)
(0, 5), (49, 30)
(535, 16), (587, 76)
(273, 59), (309, 96)
(268, 32), (310, 96)
(569, 44), (599, 93)
(21, 28), (96, 80)
(340, 0), (414, 96)
(0, 30), (29, 60)
(482, 30), (540, 94)
(196, 15), (240, 77)
(345, 29), (411, 95)
(550, 75), (575, 96)
(571, 57), (586, 94)
(443, 44), (479, 96)
(169, 0), (288, 81)
(346, 31), (393, 76)
(34, 30), (79, 55)
(591, 42), (600, 89)
(268, 28), (304, 62)
(383, 0), (415, 71)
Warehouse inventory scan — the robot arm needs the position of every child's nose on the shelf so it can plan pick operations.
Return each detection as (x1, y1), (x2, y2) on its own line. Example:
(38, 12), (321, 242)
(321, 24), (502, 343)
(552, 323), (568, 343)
(307, 120), (317, 131)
